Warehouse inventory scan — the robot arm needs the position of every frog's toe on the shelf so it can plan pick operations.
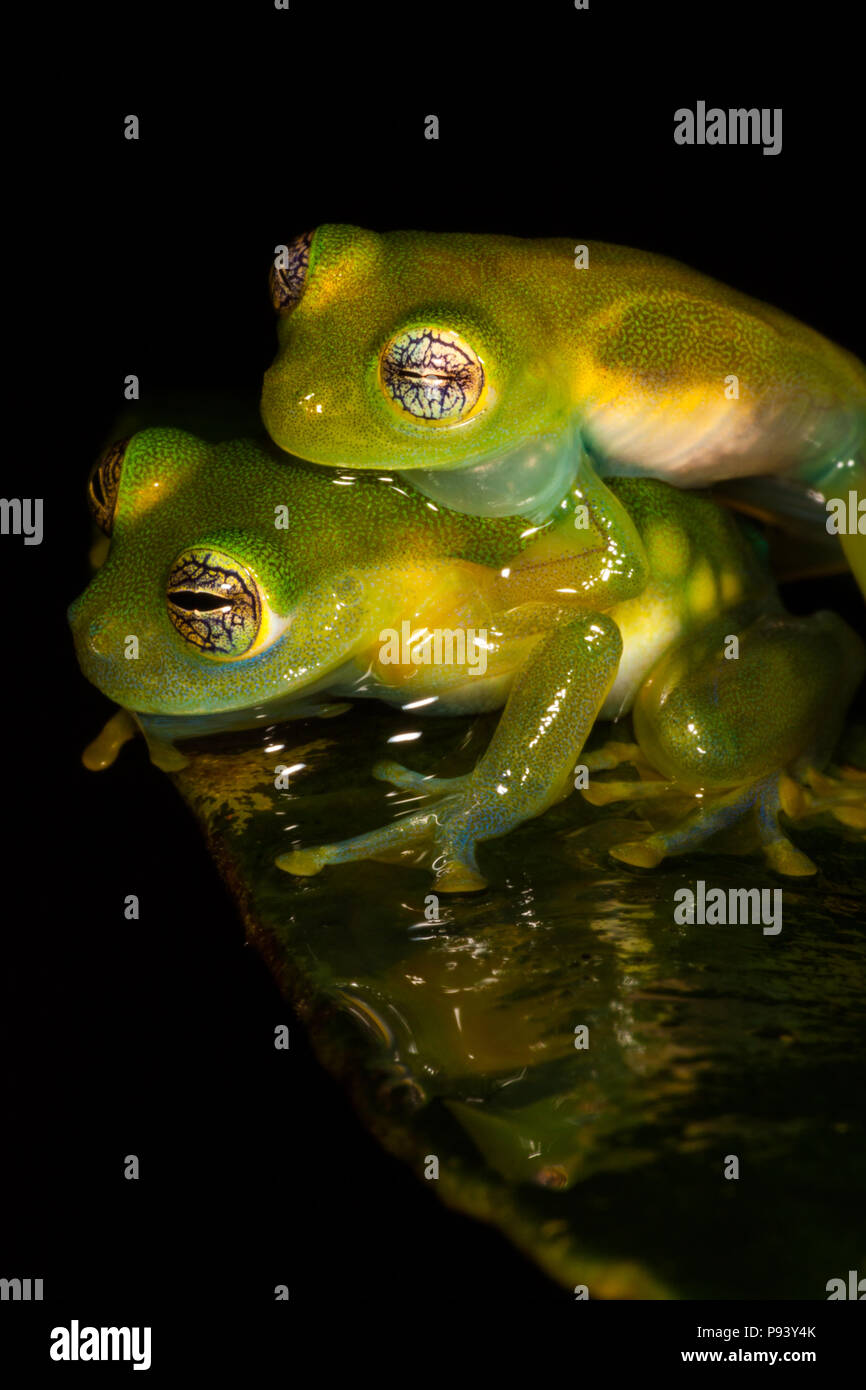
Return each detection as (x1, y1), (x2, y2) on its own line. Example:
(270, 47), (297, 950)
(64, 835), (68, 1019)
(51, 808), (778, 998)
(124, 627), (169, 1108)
(609, 839), (667, 869)
(832, 805), (866, 830)
(581, 738), (681, 806)
(276, 805), (436, 878)
(760, 837), (817, 876)
(277, 846), (329, 877)
(609, 764), (866, 877)
(583, 776), (678, 807)
(372, 759), (471, 796)
(433, 840), (488, 893)
(784, 765), (866, 832)
(582, 739), (657, 777)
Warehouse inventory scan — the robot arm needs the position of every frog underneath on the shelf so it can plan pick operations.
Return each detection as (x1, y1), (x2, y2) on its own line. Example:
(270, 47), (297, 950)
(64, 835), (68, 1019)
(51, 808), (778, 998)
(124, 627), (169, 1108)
(69, 428), (866, 892)
(262, 226), (866, 597)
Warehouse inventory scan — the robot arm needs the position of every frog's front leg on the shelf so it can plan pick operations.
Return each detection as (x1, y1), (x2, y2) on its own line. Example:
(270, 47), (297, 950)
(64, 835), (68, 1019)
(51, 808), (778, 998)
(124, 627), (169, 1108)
(277, 611), (623, 892)
(82, 708), (140, 770)
(82, 706), (196, 771)
(492, 451), (649, 609)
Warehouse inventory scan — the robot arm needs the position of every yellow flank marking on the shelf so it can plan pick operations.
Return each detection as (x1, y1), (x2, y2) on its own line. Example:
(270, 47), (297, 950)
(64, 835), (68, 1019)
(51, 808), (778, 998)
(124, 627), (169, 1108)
(604, 589), (682, 713)
(720, 570), (741, 602)
(689, 559), (718, 617)
(576, 360), (735, 418)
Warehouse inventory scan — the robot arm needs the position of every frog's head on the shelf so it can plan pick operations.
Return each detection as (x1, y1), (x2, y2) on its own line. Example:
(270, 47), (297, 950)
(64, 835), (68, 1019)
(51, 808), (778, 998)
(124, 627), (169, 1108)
(68, 428), (378, 717)
(261, 225), (570, 479)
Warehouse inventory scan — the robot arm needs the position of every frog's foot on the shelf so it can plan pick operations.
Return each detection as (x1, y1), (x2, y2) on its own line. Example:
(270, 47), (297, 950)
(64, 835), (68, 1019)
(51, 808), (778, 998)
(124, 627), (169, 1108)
(582, 739), (657, 777)
(139, 728), (190, 771)
(276, 784), (489, 893)
(780, 765), (866, 831)
(583, 775), (680, 805)
(604, 775), (819, 877)
(581, 738), (682, 806)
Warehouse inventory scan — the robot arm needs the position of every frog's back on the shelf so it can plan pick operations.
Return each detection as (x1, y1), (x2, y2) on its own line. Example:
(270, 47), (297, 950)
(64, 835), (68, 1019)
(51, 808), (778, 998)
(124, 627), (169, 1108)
(531, 240), (865, 493)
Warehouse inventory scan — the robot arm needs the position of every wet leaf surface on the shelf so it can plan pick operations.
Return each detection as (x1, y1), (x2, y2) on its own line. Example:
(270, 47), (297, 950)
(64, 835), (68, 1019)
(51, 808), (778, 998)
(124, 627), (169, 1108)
(172, 704), (866, 1299)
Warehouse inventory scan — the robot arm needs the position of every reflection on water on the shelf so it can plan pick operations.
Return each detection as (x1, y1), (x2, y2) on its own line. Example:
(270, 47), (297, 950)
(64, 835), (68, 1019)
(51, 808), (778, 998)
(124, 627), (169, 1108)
(172, 703), (866, 1299)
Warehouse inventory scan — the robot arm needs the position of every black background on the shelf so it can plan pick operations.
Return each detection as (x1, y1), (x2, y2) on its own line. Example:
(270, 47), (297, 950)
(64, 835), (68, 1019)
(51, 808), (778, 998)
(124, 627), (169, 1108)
(2, 0), (864, 1369)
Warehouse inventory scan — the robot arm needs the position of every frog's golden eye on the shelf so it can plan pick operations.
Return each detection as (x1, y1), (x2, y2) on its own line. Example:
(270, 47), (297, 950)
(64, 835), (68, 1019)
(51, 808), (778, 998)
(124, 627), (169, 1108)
(87, 437), (129, 535)
(270, 229), (315, 312)
(167, 548), (262, 658)
(379, 328), (485, 424)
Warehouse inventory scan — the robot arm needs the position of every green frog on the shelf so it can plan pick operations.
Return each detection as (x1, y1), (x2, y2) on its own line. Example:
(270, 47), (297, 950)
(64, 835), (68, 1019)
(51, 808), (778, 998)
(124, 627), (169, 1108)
(69, 427), (865, 892)
(261, 226), (866, 597)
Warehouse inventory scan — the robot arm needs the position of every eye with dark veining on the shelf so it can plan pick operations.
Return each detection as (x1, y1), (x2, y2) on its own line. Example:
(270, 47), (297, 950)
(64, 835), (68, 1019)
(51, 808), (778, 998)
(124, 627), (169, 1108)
(270, 229), (315, 312)
(87, 437), (129, 535)
(379, 328), (484, 424)
(167, 548), (262, 657)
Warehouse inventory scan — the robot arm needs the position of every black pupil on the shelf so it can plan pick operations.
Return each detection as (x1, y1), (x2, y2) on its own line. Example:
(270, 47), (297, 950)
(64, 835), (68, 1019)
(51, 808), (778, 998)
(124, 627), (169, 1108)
(169, 590), (231, 613)
(91, 469), (106, 506)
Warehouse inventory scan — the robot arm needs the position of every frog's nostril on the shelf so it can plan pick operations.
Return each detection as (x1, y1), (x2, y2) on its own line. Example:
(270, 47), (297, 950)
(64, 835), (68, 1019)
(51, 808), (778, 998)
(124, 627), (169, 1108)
(85, 618), (111, 657)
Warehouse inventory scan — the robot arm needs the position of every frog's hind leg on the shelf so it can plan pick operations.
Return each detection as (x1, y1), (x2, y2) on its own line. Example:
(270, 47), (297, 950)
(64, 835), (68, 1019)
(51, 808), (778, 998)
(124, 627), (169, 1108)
(590, 607), (866, 875)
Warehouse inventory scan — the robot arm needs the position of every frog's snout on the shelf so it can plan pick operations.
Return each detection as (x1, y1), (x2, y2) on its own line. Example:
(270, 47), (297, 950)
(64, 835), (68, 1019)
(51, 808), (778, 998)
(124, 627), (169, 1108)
(68, 596), (120, 668)
(67, 595), (93, 651)
(261, 357), (337, 458)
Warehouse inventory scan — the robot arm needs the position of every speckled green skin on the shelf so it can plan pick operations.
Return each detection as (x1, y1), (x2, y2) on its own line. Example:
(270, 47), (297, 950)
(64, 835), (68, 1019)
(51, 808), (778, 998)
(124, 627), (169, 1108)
(69, 428), (865, 891)
(261, 225), (866, 596)
(263, 227), (866, 482)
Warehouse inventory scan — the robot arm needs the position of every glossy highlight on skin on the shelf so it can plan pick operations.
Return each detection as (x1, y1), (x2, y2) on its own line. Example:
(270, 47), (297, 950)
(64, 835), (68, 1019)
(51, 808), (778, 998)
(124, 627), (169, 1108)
(69, 427), (866, 891)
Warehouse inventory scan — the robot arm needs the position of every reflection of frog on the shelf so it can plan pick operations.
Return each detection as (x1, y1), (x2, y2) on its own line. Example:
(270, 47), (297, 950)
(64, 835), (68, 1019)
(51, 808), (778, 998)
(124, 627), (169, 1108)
(69, 428), (865, 892)
(262, 226), (866, 596)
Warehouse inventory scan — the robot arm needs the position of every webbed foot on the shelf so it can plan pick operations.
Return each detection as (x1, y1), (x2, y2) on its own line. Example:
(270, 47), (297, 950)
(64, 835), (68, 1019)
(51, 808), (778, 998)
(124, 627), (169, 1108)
(781, 764), (866, 830)
(604, 775), (819, 876)
(584, 753), (866, 877)
(277, 769), (488, 892)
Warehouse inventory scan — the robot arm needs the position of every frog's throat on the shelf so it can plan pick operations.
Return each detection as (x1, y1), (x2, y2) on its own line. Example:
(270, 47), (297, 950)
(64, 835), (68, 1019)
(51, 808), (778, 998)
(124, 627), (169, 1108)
(397, 430), (579, 523)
